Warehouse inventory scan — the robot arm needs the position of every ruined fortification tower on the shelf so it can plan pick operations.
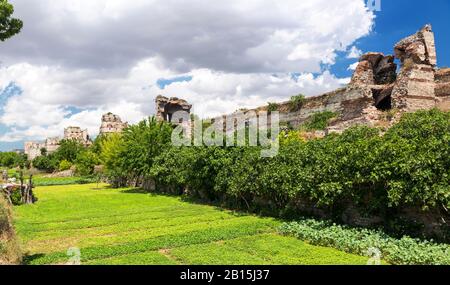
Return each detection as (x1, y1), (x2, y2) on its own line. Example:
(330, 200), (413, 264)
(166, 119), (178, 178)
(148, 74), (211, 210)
(99, 113), (128, 135)
(64, 126), (92, 146)
(391, 24), (437, 111)
(155, 95), (192, 123)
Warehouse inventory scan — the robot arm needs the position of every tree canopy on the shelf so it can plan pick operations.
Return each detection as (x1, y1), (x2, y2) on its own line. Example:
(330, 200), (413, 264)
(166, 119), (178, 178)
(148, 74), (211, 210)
(0, 0), (22, 41)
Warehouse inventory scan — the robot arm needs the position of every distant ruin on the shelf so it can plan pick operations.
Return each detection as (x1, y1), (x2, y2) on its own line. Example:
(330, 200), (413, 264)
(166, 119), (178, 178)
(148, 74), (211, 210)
(24, 127), (92, 160)
(64, 127), (92, 146)
(24, 112), (129, 160)
(99, 113), (128, 135)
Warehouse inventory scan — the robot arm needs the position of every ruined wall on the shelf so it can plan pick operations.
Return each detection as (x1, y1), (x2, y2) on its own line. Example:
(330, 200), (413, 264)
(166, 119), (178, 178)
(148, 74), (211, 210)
(216, 25), (443, 134)
(156, 95), (192, 123)
(99, 113), (128, 135)
(25, 127), (92, 160)
(391, 25), (437, 111)
(24, 142), (44, 160)
(64, 127), (92, 147)
(435, 68), (450, 111)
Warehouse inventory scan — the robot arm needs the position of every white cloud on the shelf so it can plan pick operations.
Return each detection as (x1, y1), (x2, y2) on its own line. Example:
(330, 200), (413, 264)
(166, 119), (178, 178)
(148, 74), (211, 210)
(0, 0), (374, 144)
(347, 62), (360, 70)
(347, 46), (363, 59)
(3, 0), (374, 73)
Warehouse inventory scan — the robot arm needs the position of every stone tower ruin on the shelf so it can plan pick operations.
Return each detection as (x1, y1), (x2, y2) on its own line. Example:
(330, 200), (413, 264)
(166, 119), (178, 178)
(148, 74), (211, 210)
(155, 95), (192, 123)
(99, 113), (128, 135)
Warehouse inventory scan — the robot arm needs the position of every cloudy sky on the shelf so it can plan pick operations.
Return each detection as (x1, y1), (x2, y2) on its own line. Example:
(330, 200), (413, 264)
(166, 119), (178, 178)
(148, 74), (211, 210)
(0, 0), (449, 151)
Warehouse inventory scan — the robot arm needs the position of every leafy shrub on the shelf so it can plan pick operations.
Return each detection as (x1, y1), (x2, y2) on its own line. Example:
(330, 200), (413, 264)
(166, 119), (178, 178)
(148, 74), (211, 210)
(289, 94), (306, 112)
(0, 152), (27, 168)
(279, 219), (450, 265)
(75, 151), (99, 176)
(267, 102), (279, 113)
(9, 190), (23, 206)
(304, 111), (337, 131)
(58, 160), (72, 172)
(32, 155), (58, 172)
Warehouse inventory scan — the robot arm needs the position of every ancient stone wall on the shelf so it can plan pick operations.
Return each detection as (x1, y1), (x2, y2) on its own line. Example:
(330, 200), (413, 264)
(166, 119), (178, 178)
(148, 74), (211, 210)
(215, 25), (444, 134)
(64, 126), (92, 146)
(155, 95), (192, 123)
(435, 68), (450, 111)
(99, 113), (128, 135)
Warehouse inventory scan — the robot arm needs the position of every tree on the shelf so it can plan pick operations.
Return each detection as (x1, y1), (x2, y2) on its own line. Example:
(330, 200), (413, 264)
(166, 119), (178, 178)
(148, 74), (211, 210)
(75, 150), (99, 176)
(32, 154), (58, 172)
(0, 0), (23, 41)
(53, 139), (84, 163)
(0, 152), (27, 168)
(99, 133), (126, 187)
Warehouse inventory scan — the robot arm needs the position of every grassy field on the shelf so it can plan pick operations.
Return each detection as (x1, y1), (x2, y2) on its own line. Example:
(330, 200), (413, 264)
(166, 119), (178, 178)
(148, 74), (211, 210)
(13, 183), (370, 265)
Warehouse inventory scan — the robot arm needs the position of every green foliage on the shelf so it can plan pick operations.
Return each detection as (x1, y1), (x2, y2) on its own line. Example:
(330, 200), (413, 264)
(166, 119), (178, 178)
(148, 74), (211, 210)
(0, 152), (27, 168)
(267, 102), (279, 113)
(289, 94), (306, 112)
(116, 117), (173, 180)
(54, 139), (84, 163)
(32, 154), (58, 172)
(75, 150), (99, 176)
(33, 176), (96, 187)
(104, 109), (450, 239)
(0, 0), (23, 42)
(303, 111), (337, 131)
(280, 219), (450, 265)
(58, 160), (72, 172)
(99, 133), (126, 186)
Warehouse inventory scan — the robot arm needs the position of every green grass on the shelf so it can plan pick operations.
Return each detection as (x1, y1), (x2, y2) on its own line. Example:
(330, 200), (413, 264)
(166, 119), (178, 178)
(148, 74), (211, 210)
(32, 176), (97, 187)
(13, 184), (370, 265)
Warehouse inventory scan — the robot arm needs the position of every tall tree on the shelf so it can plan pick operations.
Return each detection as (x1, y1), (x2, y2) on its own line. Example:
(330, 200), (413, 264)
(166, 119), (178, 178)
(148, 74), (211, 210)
(0, 0), (22, 41)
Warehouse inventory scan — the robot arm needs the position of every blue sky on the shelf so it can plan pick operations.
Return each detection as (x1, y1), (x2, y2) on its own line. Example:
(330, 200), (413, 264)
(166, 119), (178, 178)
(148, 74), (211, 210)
(331, 0), (450, 78)
(0, 0), (449, 152)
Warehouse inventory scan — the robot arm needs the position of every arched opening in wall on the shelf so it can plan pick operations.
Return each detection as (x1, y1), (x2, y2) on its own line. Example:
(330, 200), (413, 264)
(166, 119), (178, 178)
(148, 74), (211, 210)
(163, 103), (185, 123)
(372, 88), (392, 111)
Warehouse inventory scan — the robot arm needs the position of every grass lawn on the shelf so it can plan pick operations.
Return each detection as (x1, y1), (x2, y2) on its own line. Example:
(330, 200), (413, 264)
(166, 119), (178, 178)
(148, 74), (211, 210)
(13, 183), (370, 265)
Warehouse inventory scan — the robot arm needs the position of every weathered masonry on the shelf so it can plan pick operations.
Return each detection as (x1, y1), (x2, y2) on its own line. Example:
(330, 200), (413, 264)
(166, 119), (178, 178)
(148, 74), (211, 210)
(210, 25), (449, 133)
(99, 112), (128, 135)
(155, 95), (192, 123)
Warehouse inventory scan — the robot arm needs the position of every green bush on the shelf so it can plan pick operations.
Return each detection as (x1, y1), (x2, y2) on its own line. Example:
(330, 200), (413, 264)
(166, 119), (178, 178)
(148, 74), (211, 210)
(279, 219), (450, 265)
(289, 94), (306, 112)
(267, 102), (279, 113)
(75, 151), (99, 176)
(304, 111), (337, 131)
(58, 160), (72, 172)
(9, 190), (23, 206)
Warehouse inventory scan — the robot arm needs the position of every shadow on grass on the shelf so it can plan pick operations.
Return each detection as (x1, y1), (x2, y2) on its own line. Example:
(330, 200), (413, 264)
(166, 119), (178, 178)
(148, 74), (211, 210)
(120, 188), (151, 194)
(22, 253), (46, 265)
(116, 187), (249, 218)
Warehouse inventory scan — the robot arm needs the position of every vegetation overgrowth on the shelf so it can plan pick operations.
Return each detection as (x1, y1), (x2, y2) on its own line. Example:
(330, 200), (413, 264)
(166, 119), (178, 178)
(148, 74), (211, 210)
(0, 194), (21, 264)
(98, 109), (449, 240)
(279, 220), (450, 265)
